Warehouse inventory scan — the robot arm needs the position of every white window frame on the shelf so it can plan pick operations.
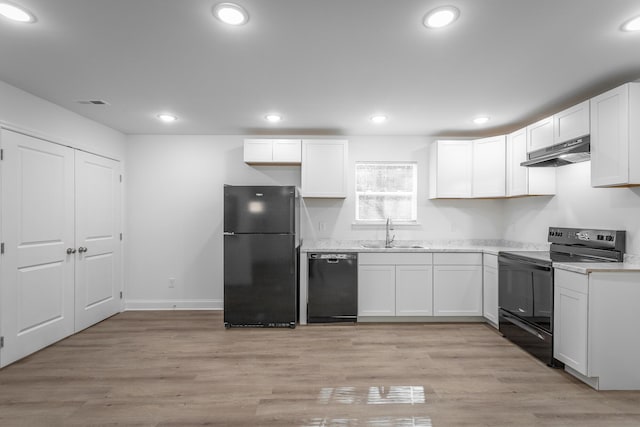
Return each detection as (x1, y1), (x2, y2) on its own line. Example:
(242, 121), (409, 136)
(355, 162), (418, 224)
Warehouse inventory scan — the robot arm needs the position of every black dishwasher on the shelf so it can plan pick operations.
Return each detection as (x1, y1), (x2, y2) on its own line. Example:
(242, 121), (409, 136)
(308, 253), (357, 323)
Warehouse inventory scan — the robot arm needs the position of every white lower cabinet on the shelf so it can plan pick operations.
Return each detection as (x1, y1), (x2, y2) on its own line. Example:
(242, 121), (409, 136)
(395, 265), (433, 316)
(554, 268), (640, 390)
(433, 253), (483, 316)
(482, 254), (498, 327)
(358, 253), (432, 317)
(554, 270), (588, 374)
(358, 264), (396, 316)
(358, 252), (485, 319)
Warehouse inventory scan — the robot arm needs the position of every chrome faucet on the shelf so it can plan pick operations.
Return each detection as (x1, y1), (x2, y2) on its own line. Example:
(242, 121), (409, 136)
(385, 217), (395, 248)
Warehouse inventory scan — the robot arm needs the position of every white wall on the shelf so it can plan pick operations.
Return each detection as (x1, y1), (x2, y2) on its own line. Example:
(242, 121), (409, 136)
(124, 135), (300, 309)
(302, 135), (505, 242)
(0, 81), (126, 159)
(503, 161), (640, 255)
(125, 135), (505, 308)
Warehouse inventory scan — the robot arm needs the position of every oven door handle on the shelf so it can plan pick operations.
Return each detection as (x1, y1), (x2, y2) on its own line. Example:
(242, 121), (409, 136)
(498, 256), (552, 271)
(501, 311), (547, 341)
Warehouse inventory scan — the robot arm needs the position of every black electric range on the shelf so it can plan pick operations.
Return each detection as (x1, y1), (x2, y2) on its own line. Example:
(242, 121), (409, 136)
(498, 227), (625, 367)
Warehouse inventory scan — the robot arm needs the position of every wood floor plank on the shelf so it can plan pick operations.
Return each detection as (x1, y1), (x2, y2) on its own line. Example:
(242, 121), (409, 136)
(1, 311), (640, 426)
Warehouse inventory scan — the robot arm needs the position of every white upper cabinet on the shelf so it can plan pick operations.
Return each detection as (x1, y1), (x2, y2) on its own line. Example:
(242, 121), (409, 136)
(429, 140), (473, 199)
(301, 139), (348, 198)
(590, 82), (640, 187)
(506, 128), (528, 196)
(527, 116), (554, 153)
(553, 100), (590, 144)
(472, 135), (505, 198)
(506, 127), (556, 197)
(243, 139), (302, 164)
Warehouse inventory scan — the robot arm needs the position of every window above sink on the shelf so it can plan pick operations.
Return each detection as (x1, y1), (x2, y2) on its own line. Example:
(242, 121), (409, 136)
(355, 162), (417, 223)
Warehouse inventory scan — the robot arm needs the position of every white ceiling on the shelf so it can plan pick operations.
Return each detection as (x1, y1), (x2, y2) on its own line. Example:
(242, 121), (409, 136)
(1, 0), (640, 136)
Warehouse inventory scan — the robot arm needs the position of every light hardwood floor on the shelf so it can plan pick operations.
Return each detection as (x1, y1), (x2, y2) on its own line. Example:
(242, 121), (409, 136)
(1, 311), (640, 426)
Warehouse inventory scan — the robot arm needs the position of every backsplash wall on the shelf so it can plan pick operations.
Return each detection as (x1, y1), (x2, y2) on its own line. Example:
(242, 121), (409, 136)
(502, 161), (640, 256)
(301, 135), (506, 243)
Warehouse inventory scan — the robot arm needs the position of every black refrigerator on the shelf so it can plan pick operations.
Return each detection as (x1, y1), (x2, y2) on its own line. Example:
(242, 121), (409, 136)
(223, 185), (299, 328)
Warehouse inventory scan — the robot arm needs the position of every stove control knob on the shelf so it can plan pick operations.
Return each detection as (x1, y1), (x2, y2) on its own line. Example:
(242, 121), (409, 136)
(597, 234), (604, 241)
(606, 235), (614, 242)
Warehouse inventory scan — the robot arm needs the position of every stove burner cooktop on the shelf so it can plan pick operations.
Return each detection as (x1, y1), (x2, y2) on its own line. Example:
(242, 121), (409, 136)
(501, 227), (625, 265)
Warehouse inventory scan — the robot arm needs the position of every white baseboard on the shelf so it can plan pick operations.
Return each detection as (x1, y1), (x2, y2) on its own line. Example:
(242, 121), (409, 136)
(124, 299), (223, 311)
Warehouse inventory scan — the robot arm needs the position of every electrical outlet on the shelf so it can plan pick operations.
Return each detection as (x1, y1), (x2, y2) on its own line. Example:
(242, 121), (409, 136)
(168, 277), (176, 288)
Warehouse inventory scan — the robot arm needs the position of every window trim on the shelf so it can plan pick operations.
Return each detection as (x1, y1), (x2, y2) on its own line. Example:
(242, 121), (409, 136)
(354, 161), (418, 223)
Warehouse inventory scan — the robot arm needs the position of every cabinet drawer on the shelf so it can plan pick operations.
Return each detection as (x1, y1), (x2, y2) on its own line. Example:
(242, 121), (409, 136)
(555, 269), (588, 294)
(433, 252), (482, 265)
(359, 252), (432, 265)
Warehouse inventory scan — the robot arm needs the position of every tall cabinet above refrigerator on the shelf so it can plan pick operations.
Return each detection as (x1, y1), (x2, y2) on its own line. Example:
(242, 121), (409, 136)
(223, 185), (299, 328)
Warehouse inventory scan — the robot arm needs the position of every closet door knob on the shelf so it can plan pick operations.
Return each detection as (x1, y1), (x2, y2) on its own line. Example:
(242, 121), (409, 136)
(66, 248), (76, 254)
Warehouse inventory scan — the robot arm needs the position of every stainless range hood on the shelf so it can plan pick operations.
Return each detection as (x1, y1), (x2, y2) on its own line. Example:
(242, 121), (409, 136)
(521, 136), (590, 167)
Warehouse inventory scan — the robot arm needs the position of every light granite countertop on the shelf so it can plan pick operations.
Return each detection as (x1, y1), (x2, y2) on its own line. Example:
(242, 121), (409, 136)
(300, 239), (640, 273)
(300, 239), (547, 255)
(553, 262), (640, 274)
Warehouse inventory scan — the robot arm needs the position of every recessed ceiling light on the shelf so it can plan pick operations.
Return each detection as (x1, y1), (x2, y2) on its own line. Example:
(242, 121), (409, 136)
(621, 15), (640, 32)
(473, 116), (490, 125)
(370, 115), (387, 124)
(423, 6), (459, 29)
(265, 114), (282, 123)
(157, 113), (178, 123)
(0, 2), (36, 23)
(213, 3), (248, 26)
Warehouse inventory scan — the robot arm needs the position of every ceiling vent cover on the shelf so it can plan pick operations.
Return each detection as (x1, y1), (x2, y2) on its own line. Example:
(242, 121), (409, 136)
(76, 100), (110, 105)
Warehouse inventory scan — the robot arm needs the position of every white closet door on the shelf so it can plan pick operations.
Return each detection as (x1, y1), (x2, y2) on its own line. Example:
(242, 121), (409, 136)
(74, 151), (122, 332)
(0, 129), (75, 368)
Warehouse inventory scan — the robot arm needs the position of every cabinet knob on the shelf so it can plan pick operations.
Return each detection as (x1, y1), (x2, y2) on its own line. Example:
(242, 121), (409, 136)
(78, 247), (88, 253)
(66, 248), (76, 254)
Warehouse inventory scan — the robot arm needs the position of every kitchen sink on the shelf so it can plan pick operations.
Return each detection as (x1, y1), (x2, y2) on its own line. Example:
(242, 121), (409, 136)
(361, 243), (386, 248)
(360, 243), (426, 249)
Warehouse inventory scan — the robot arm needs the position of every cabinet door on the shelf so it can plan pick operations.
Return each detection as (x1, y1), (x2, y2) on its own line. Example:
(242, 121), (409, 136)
(554, 100), (590, 144)
(432, 140), (472, 198)
(243, 139), (273, 163)
(358, 265), (395, 316)
(301, 140), (348, 198)
(472, 136), (505, 197)
(527, 116), (554, 153)
(395, 265), (433, 316)
(272, 139), (301, 163)
(590, 85), (629, 187)
(433, 265), (483, 316)
(483, 264), (498, 327)
(554, 284), (588, 375)
(0, 130), (75, 368)
(506, 128), (528, 197)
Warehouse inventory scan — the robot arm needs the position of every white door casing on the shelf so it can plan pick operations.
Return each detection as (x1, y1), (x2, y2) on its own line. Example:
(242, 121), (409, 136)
(0, 129), (75, 367)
